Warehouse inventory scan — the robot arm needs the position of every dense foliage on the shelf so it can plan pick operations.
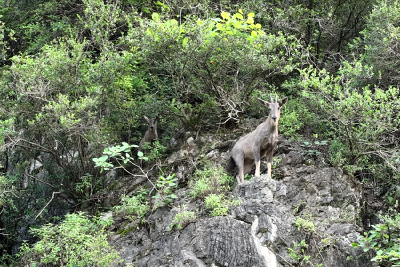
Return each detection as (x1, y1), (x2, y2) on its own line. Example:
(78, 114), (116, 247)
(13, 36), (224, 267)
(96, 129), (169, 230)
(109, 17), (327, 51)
(352, 203), (400, 266)
(18, 212), (120, 267)
(1, 0), (400, 265)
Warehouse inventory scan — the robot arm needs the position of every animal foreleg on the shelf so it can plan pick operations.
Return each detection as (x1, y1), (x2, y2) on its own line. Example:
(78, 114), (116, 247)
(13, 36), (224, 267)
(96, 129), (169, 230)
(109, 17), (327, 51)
(255, 160), (261, 177)
(254, 149), (261, 177)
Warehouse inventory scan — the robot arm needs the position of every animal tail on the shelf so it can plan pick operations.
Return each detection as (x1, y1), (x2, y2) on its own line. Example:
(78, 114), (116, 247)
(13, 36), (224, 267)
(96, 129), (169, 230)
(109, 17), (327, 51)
(226, 157), (236, 174)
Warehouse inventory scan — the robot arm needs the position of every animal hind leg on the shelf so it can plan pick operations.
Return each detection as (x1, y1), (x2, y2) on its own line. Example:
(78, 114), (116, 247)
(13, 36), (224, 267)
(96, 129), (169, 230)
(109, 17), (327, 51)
(266, 152), (273, 180)
(236, 163), (244, 184)
(233, 158), (244, 184)
(243, 159), (254, 182)
(232, 152), (246, 184)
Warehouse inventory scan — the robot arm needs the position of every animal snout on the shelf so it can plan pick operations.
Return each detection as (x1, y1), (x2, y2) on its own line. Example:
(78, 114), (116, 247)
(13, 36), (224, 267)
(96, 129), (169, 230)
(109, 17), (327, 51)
(272, 116), (277, 121)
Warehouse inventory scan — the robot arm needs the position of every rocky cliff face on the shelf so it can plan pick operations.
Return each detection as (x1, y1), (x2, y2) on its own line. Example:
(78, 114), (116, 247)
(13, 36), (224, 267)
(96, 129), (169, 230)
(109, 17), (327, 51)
(110, 133), (373, 267)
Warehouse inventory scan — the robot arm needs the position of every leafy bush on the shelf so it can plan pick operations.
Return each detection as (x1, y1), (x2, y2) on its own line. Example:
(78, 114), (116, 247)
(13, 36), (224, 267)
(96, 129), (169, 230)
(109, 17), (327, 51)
(141, 140), (167, 162)
(327, 139), (349, 167)
(114, 189), (149, 223)
(353, 0), (400, 87)
(288, 240), (312, 266)
(93, 142), (146, 173)
(153, 174), (178, 208)
(189, 164), (233, 199)
(295, 217), (316, 232)
(125, 10), (302, 125)
(204, 194), (229, 217)
(94, 144), (177, 209)
(301, 65), (400, 183)
(204, 193), (241, 217)
(279, 107), (304, 138)
(18, 212), (121, 267)
(0, 174), (15, 211)
(170, 205), (197, 230)
(352, 205), (400, 266)
(278, 97), (320, 139)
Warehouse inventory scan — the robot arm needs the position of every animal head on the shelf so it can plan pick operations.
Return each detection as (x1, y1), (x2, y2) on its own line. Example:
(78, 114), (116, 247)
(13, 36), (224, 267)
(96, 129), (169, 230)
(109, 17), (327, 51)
(144, 115), (158, 133)
(258, 96), (288, 124)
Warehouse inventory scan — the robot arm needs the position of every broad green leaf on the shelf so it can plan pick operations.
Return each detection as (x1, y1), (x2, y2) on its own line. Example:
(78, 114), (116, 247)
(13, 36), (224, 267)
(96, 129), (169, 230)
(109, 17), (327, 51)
(152, 12), (160, 21)
(98, 155), (108, 162)
(233, 13), (243, 20)
(233, 21), (242, 29)
(221, 11), (230, 20)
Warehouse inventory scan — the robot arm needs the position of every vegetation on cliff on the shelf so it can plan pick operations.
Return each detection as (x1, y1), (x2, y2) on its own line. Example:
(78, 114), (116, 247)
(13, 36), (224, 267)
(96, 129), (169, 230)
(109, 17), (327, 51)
(0, 0), (400, 266)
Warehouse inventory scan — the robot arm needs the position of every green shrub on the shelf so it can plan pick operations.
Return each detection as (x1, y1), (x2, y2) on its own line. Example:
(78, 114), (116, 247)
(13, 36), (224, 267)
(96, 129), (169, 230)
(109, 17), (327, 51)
(204, 194), (241, 217)
(114, 189), (149, 223)
(128, 10), (302, 125)
(301, 66), (400, 184)
(288, 240), (311, 265)
(205, 194), (229, 216)
(328, 139), (349, 167)
(170, 205), (197, 230)
(189, 164), (233, 199)
(278, 98), (311, 138)
(153, 174), (178, 208)
(295, 217), (316, 232)
(18, 212), (121, 267)
(141, 140), (167, 162)
(352, 203), (400, 266)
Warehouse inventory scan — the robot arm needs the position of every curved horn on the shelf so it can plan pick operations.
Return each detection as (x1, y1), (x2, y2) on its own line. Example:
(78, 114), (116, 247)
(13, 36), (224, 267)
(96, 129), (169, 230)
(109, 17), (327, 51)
(270, 96), (273, 102)
(275, 94), (278, 103)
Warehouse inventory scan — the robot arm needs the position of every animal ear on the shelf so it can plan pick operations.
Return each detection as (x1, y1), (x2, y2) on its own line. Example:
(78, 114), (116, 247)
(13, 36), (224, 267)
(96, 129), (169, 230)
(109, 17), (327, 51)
(279, 97), (288, 107)
(257, 98), (270, 106)
(144, 116), (150, 123)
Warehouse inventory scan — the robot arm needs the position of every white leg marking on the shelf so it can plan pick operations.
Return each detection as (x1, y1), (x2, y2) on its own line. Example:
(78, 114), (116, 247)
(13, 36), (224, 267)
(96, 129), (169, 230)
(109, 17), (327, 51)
(267, 162), (272, 179)
(255, 160), (261, 177)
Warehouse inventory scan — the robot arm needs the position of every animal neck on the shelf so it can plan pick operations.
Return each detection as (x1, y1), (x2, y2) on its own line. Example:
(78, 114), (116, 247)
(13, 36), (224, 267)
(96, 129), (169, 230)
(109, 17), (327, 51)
(266, 116), (278, 134)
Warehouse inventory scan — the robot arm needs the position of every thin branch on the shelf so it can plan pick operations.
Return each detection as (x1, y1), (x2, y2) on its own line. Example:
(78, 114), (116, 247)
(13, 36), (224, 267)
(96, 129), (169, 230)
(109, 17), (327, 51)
(35, 191), (60, 219)
(114, 158), (158, 191)
(0, 190), (19, 199)
(25, 173), (56, 188)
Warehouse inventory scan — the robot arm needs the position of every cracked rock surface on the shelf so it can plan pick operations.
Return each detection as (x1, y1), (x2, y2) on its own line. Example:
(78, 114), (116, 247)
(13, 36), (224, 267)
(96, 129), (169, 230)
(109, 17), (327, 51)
(110, 137), (373, 267)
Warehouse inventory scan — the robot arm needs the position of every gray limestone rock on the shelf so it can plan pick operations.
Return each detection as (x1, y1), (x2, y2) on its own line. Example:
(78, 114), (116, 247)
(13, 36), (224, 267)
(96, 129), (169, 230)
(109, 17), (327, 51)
(110, 137), (373, 267)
